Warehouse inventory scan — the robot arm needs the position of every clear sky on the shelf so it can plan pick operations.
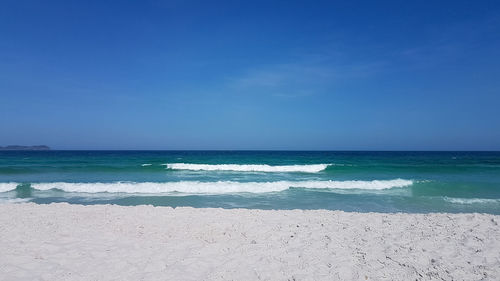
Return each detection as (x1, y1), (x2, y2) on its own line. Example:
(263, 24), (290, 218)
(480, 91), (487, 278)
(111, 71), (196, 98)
(1, 0), (499, 150)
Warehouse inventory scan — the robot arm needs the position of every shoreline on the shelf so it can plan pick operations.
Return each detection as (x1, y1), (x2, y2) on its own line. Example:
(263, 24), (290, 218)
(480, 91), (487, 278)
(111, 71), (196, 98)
(1, 203), (499, 280)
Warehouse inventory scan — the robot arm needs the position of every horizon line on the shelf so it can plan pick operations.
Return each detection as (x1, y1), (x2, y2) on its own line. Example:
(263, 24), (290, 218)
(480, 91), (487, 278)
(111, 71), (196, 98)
(2, 149), (500, 152)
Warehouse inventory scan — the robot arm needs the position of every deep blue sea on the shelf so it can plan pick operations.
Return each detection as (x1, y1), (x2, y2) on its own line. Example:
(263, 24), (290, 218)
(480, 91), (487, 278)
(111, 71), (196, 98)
(1, 151), (499, 214)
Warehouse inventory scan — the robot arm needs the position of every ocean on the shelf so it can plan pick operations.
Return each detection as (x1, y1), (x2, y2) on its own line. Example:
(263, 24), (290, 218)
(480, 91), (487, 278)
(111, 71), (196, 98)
(1, 151), (499, 214)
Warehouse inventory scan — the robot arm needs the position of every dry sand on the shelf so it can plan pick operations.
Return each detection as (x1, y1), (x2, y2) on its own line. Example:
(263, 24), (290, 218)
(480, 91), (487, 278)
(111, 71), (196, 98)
(0, 203), (499, 281)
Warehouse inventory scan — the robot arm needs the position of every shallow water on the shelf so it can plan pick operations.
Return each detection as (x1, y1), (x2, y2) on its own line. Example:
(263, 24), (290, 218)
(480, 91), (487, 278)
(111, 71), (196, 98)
(1, 151), (499, 213)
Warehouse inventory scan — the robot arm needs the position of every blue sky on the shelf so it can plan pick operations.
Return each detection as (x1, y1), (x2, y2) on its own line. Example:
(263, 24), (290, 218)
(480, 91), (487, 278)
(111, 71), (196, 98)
(1, 0), (499, 150)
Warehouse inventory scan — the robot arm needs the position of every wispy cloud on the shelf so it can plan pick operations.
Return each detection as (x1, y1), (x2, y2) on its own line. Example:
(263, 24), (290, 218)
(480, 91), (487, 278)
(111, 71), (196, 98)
(225, 13), (500, 99)
(226, 55), (385, 98)
(397, 13), (500, 68)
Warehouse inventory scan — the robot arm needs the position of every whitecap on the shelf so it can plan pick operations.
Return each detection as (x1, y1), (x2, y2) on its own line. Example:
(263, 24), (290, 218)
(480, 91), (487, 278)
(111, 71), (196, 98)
(0, 183), (18, 192)
(31, 179), (413, 194)
(164, 163), (331, 173)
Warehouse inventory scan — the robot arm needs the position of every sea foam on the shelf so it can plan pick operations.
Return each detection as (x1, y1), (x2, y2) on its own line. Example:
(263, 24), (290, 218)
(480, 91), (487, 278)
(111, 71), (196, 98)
(0, 183), (18, 192)
(30, 179), (413, 194)
(163, 163), (331, 173)
(443, 197), (500, 205)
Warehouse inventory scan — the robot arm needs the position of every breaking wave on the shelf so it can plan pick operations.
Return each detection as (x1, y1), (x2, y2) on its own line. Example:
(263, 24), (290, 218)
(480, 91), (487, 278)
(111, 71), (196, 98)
(163, 163), (331, 173)
(0, 183), (19, 192)
(27, 179), (413, 194)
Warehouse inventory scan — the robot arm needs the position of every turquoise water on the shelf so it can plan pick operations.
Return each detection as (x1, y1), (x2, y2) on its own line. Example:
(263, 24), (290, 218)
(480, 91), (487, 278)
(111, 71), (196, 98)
(1, 151), (499, 213)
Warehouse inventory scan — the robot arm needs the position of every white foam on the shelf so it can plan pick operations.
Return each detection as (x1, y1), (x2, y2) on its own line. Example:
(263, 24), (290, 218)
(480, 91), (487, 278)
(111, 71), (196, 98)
(0, 183), (18, 192)
(31, 179), (412, 194)
(164, 163), (331, 173)
(443, 197), (500, 205)
(141, 164), (153, 167)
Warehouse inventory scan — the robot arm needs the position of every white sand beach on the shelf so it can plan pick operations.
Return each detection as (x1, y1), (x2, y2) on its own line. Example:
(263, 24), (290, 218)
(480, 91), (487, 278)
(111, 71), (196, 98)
(0, 203), (499, 281)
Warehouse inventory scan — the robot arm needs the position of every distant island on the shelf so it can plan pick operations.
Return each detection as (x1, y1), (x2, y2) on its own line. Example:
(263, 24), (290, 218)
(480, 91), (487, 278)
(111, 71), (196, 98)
(0, 145), (50, 151)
